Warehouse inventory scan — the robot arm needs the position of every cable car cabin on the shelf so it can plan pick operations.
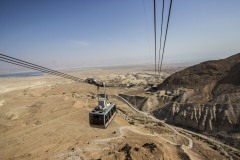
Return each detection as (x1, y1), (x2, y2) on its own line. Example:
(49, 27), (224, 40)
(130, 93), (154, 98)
(89, 82), (116, 129)
(89, 98), (116, 128)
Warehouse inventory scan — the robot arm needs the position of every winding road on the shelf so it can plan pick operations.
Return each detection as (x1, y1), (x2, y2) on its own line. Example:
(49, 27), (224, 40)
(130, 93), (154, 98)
(113, 94), (236, 160)
(114, 94), (193, 148)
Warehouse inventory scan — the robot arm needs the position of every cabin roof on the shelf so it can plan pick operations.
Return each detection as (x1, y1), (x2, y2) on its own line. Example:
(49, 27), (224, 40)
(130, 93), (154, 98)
(90, 103), (115, 115)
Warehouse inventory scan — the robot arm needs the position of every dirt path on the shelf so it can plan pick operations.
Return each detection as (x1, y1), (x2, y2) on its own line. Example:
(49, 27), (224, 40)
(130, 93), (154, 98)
(114, 94), (193, 148)
(114, 94), (236, 160)
(94, 125), (178, 146)
(177, 128), (235, 160)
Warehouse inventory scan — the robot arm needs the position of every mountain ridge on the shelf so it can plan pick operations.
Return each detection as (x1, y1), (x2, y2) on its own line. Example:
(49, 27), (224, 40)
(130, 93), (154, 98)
(153, 53), (240, 135)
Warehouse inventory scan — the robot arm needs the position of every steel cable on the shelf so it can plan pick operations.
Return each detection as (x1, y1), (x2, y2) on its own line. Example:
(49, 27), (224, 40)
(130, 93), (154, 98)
(159, 0), (173, 79)
(0, 53), (82, 82)
(158, 0), (165, 76)
(154, 0), (157, 77)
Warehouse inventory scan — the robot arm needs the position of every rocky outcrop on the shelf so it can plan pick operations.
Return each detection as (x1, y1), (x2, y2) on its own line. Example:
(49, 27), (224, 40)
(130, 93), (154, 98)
(153, 102), (240, 132)
(154, 53), (240, 132)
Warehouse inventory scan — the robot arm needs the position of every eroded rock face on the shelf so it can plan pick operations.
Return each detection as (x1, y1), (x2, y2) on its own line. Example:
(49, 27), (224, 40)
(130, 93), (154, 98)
(153, 102), (240, 132)
(155, 53), (240, 132)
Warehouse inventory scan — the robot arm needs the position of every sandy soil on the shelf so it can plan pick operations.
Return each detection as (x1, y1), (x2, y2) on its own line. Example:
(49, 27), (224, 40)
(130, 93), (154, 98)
(0, 65), (233, 160)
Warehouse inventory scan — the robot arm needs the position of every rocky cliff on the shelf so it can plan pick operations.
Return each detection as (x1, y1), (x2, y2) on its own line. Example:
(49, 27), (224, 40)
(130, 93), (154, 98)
(153, 53), (240, 132)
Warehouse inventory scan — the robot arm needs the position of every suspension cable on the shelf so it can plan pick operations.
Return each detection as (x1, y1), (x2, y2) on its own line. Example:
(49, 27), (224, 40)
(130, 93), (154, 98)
(0, 53), (82, 82)
(0, 57), (79, 81)
(159, 0), (173, 79)
(158, 0), (165, 76)
(0, 58), (78, 81)
(0, 53), (133, 88)
(154, 0), (157, 77)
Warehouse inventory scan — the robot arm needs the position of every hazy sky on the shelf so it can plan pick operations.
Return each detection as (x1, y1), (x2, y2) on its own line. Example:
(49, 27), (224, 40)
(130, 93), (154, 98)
(0, 0), (240, 73)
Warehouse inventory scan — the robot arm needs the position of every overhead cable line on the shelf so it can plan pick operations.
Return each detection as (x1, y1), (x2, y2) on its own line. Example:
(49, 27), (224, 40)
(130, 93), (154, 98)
(0, 58), (77, 81)
(0, 54), (81, 81)
(0, 57), (81, 82)
(154, 0), (157, 77)
(0, 53), (82, 82)
(0, 53), (130, 88)
(158, 0), (165, 76)
(159, 0), (173, 79)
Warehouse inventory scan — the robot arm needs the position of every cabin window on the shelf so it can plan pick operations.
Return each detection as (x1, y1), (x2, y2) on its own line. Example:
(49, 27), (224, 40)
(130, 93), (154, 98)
(98, 100), (105, 108)
(105, 112), (110, 123)
(113, 105), (116, 112)
(89, 113), (104, 125)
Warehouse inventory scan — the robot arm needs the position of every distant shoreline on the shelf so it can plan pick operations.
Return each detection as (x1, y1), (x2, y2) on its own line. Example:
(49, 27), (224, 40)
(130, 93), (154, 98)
(0, 62), (194, 78)
(0, 72), (45, 78)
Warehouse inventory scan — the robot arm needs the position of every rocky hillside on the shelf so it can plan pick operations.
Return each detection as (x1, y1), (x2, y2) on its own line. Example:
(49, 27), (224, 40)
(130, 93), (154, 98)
(159, 53), (240, 91)
(153, 53), (240, 133)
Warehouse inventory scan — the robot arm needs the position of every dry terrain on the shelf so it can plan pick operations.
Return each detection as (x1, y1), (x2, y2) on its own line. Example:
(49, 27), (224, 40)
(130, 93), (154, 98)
(0, 64), (239, 160)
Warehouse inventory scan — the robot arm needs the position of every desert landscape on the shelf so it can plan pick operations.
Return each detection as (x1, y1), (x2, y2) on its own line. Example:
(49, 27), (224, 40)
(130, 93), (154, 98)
(1, 0), (240, 159)
(0, 59), (239, 160)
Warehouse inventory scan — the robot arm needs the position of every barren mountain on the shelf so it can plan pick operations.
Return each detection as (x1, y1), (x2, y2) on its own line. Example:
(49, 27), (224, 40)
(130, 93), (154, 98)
(159, 53), (240, 91)
(152, 53), (240, 147)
